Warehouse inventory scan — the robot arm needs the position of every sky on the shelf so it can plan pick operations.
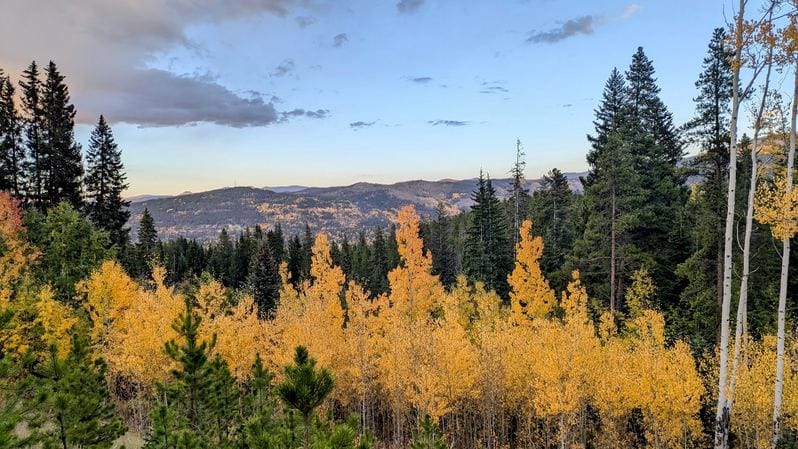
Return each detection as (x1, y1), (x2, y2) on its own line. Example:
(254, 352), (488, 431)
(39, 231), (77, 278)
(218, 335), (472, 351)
(0, 0), (754, 196)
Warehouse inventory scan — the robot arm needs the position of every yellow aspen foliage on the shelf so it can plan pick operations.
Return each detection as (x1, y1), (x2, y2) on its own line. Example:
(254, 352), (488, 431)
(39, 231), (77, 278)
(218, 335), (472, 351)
(78, 260), (139, 350)
(732, 336), (798, 449)
(203, 294), (266, 380)
(195, 276), (227, 317)
(34, 285), (78, 358)
(508, 220), (555, 322)
(754, 174), (798, 240)
(339, 282), (380, 408)
(104, 266), (182, 385)
(387, 205), (444, 321)
(307, 233), (345, 323)
(625, 267), (655, 318)
(561, 270), (590, 327)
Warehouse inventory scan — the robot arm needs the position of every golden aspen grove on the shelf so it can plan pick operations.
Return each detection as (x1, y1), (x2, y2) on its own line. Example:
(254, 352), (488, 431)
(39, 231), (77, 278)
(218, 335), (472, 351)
(5, 1), (798, 448)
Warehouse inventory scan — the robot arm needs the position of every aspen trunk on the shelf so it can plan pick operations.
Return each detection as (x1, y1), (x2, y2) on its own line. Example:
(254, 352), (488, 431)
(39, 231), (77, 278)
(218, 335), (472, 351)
(715, 2), (745, 447)
(771, 60), (797, 449)
(728, 39), (774, 424)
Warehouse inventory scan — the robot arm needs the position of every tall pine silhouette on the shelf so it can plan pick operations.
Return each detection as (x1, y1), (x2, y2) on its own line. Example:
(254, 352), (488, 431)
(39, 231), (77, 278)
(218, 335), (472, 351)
(85, 115), (130, 247)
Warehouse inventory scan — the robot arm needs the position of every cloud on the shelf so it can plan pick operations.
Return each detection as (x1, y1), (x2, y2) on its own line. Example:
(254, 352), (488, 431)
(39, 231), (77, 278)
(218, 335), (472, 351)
(428, 120), (469, 127)
(526, 4), (640, 44)
(407, 76), (433, 84)
(332, 33), (349, 48)
(350, 121), (377, 130)
(271, 59), (296, 77)
(526, 15), (597, 44)
(295, 15), (316, 28)
(620, 4), (641, 19)
(80, 69), (281, 127)
(0, 0), (325, 128)
(280, 108), (330, 121)
(397, 0), (424, 14)
(562, 103), (573, 108)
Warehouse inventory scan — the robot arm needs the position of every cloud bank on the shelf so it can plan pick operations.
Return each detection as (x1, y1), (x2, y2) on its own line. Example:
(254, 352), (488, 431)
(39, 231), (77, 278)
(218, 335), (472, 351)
(0, 0), (326, 128)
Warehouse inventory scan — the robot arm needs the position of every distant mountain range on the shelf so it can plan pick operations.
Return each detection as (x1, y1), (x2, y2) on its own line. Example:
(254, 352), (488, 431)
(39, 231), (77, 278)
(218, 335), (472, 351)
(127, 173), (586, 242)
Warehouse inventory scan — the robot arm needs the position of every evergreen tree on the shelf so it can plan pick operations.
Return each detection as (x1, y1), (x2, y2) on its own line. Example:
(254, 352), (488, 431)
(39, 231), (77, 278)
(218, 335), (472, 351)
(136, 208), (161, 277)
(409, 415), (447, 449)
(428, 203), (457, 287)
(19, 61), (46, 209)
(529, 168), (574, 291)
(249, 244), (281, 318)
(463, 172), (513, 297)
(210, 228), (234, 286)
(276, 346), (335, 449)
(146, 298), (240, 448)
(368, 227), (390, 295)
(510, 138), (530, 248)
(266, 224), (286, 263)
(300, 224), (314, 282)
(33, 336), (126, 449)
(287, 235), (304, 287)
(42, 61), (82, 209)
(0, 73), (25, 197)
(624, 47), (689, 312)
(84, 115), (130, 247)
(584, 68), (627, 188)
(676, 28), (734, 348)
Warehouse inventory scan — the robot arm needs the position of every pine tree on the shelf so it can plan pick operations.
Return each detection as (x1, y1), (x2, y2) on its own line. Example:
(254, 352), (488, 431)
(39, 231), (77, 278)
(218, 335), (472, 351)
(463, 171), (513, 297)
(136, 208), (160, 277)
(34, 335), (126, 449)
(84, 115), (130, 247)
(368, 227), (390, 295)
(210, 228), (234, 286)
(585, 68), (627, 188)
(19, 61), (46, 209)
(0, 73), (25, 197)
(676, 28), (734, 349)
(249, 243), (281, 318)
(301, 224), (314, 282)
(624, 48), (688, 311)
(42, 61), (82, 209)
(266, 224), (286, 262)
(428, 203), (457, 287)
(276, 346), (335, 449)
(409, 415), (447, 449)
(511, 139), (529, 248)
(529, 168), (574, 290)
(146, 298), (240, 448)
(287, 235), (304, 287)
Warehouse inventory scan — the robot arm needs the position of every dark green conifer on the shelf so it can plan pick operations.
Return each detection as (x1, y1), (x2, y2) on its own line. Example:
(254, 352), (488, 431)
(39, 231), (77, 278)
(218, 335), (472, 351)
(84, 115), (130, 247)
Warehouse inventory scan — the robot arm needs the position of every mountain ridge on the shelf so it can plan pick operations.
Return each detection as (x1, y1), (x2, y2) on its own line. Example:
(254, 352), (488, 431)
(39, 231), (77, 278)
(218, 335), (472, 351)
(127, 172), (587, 242)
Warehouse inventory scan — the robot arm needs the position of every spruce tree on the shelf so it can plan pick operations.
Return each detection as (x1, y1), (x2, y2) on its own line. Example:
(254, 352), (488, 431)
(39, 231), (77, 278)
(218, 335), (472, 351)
(249, 244), (281, 318)
(429, 202), (457, 287)
(137, 207), (160, 277)
(146, 298), (240, 448)
(0, 73), (25, 197)
(409, 415), (447, 449)
(300, 224), (314, 282)
(42, 61), (82, 209)
(266, 224), (286, 262)
(19, 61), (46, 209)
(510, 139), (530, 248)
(676, 28), (734, 348)
(530, 168), (574, 291)
(84, 115), (130, 247)
(34, 336), (126, 449)
(624, 47), (689, 311)
(368, 227), (390, 295)
(276, 346), (334, 449)
(463, 172), (513, 297)
(287, 235), (304, 287)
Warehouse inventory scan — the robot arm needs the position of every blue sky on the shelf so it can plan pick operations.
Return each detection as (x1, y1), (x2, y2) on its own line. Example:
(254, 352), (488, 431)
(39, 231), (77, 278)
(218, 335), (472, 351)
(1, 0), (743, 195)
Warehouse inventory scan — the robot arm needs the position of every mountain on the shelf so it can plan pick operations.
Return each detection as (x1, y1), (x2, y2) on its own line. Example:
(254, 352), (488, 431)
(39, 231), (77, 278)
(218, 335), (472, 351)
(263, 185), (309, 193)
(126, 194), (173, 203)
(127, 173), (586, 242)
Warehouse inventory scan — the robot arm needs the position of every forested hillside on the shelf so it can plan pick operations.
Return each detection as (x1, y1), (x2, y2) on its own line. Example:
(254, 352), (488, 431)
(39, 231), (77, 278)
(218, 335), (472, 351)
(1, 1), (798, 449)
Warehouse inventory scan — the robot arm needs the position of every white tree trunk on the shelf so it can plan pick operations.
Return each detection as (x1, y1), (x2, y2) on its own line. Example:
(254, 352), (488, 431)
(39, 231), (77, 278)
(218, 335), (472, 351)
(715, 2), (746, 447)
(728, 38), (774, 424)
(771, 60), (797, 449)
